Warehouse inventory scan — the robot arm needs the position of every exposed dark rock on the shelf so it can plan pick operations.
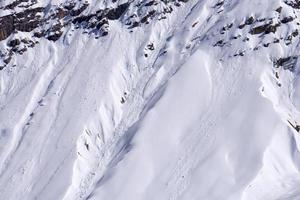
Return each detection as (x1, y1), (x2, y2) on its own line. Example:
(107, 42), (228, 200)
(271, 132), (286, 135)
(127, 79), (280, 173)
(214, 40), (225, 47)
(245, 16), (255, 25)
(4, 0), (30, 10)
(106, 2), (130, 20)
(274, 38), (280, 43)
(288, 120), (300, 132)
(281, 16), (294, 24)
(233, 50), (245, 57)
(63, 2), (76, 11)
(0, 7), (44, 41)
(242, 37), (249, 42)
(7, 39), (21, 47)
(292, 29), (299, 37)
(0, 1), (129, 43)
(147, 43), (155, 50)
(70, 3), (89, 16)
(0, 0), (190, 69)
(238, 16), (255, 29)
(284, 0), (300, 9)
(274, 56), (298, 71)
(33, 31), (46, 38)
(18, 47), (28, 55)
(4, 56), (12, 64)
(47, 31), (63, 41)
(145, 1), (156, 7)
(72, 2), (129, 35)
(275, 6), (283, 13)
(214, 0), (224, 8)
(129, 21), (140, 29)
(284, 33), (297, 45)
(220, 23), (233, 34)
(121, 97), (125, 104)
(140, 10), (156, 24)
(249, 23), (279, 35)
(250, 24), (268, 34)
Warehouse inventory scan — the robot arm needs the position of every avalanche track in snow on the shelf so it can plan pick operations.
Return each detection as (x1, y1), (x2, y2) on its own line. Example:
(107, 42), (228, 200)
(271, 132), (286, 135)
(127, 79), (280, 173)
(1, 0), (300, 200)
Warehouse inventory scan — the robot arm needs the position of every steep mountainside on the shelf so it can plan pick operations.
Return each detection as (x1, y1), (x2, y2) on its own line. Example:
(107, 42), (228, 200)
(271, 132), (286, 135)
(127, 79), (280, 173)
(1, 0), (300, 200)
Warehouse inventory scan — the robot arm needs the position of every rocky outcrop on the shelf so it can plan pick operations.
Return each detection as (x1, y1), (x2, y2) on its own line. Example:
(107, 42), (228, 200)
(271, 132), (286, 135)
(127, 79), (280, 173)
(211, 3), (300, 59)
(0, 7), (44, 41)
(274, 56), (298, 71)
(0, 0), (191, 70)
(0, 1), (130, 69)
(249, 23), (280, 35)
(284, 0), (300, 9)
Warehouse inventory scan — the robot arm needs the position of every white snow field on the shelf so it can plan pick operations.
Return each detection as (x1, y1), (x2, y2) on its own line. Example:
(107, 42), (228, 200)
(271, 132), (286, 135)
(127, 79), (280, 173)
(1, 0), (300, 199)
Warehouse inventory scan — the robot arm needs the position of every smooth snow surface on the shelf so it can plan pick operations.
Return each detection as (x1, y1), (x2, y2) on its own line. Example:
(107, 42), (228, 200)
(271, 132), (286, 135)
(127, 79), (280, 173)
(1, 0), (300, 200)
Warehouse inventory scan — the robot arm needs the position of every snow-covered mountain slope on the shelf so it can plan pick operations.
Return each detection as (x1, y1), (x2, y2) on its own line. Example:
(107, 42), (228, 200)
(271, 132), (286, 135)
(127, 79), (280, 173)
(1, 0), (300, 199)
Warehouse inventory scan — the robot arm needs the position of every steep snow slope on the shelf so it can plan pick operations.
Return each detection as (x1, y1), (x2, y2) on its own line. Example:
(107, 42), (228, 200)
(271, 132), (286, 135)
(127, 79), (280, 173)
(1, 0), (300, 200)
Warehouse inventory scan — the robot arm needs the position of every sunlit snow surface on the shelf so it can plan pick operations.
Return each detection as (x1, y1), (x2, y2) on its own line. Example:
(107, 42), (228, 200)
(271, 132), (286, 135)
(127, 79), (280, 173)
(1, 0), (300, 200)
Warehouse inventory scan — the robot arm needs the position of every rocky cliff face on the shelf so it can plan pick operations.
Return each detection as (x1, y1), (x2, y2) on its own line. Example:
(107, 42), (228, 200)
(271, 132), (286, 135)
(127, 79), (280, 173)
(0, 0), (124, 68)
(0, 0), (191, 69)
(2, 0), (300, 70)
